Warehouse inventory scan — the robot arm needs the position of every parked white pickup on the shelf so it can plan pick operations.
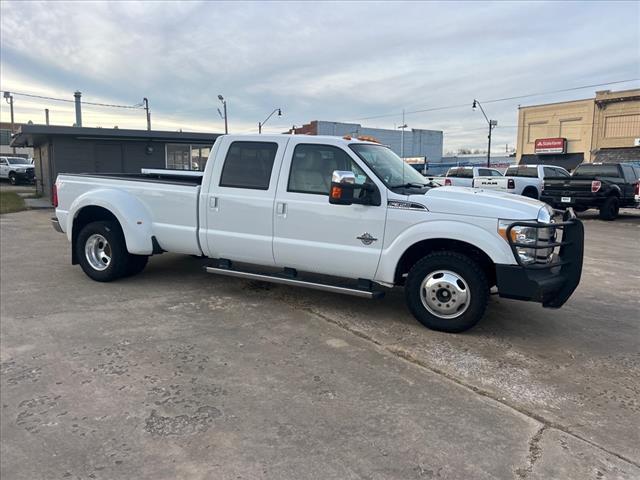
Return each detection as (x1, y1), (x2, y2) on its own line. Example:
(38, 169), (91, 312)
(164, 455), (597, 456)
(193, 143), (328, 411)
(473, 164), (570, 199)
(52, 134), (584, 333)
(443, 166), (504, 187)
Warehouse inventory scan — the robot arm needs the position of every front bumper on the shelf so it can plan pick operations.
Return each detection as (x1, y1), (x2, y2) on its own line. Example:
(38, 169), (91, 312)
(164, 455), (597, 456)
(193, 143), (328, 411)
(14, 170), (36, 183)
(496, 209), (584, 308)
(51, 217), (63, 233)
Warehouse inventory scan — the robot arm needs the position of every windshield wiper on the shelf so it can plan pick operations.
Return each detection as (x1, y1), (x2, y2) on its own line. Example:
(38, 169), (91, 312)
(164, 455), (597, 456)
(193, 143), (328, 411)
(390, 182), (429, 189)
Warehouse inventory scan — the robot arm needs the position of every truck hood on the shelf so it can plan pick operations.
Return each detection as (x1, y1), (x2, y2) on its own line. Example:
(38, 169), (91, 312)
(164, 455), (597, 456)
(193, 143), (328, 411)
(415, 186), (545, 220)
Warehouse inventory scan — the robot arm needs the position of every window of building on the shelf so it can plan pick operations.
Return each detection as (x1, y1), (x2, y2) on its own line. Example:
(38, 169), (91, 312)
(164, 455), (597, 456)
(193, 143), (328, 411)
(219, 141), (278, 190)
(191, 145), (211, 171)
(166, 143), (213, 171)
(166, 144), (191, 170)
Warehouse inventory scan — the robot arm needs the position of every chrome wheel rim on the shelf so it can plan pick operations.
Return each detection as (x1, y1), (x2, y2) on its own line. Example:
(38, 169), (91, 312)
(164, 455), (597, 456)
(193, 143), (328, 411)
(420, 270), (470, 319)
(85, 234), (111, 271)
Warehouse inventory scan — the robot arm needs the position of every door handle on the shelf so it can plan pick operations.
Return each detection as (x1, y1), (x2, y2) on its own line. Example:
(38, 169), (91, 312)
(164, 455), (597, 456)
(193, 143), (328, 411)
(276, 202), (287, 216)
(209, 196), (219, 210)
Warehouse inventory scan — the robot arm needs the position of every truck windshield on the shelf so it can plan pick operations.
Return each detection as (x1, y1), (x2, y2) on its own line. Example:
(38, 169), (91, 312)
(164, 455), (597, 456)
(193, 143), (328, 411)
(572, 164), (620, 178)
(349, 144), (428, 188)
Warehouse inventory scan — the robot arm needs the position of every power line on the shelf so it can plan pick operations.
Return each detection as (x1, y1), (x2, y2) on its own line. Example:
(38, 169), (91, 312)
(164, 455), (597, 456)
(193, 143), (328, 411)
(352, 78), (640, 122)
(0, 90), (144, 109)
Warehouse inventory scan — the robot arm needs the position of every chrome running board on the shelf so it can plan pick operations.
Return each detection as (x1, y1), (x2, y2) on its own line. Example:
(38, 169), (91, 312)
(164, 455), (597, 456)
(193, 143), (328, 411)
(205, 266), (383, 299)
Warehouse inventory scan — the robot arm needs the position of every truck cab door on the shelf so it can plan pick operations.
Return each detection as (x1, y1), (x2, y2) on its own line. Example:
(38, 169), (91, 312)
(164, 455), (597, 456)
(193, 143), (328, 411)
(273, 142), (386, 280)
(203, 137), (289, 265)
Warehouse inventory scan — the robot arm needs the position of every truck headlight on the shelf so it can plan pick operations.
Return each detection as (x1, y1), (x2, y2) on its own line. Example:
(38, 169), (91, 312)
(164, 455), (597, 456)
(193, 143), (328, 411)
(498, 220), (538, 264)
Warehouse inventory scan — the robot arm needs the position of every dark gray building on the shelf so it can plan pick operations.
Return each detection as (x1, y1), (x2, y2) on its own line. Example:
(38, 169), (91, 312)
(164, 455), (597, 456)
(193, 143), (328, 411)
(11, 125), (221, 200)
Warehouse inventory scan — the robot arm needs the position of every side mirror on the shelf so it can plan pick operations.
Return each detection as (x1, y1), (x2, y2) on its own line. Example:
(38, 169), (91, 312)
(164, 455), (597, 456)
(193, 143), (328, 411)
(329, 170), (355, 205)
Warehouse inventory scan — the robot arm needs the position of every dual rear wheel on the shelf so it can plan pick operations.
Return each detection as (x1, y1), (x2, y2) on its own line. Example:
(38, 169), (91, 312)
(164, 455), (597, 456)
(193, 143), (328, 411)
(77, 221), (148, 282)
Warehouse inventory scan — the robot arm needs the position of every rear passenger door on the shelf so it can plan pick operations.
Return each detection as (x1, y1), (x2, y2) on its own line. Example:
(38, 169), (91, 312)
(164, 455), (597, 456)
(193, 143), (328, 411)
(204, 137), (289, 265)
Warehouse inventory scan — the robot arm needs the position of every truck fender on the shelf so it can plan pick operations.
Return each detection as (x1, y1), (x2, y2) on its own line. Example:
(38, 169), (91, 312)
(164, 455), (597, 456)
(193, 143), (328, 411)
(374, 220), (515, 285)
(66, 188), (155, 255)
(608, 184), (622, 196)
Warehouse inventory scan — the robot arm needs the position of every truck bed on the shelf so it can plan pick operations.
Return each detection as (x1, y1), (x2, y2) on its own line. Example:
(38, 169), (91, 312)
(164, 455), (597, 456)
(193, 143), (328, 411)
(55, 173), (203, 256)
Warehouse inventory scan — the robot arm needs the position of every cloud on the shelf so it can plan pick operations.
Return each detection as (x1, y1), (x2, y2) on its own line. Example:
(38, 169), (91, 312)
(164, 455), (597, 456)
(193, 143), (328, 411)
(1, 0), (638, 150)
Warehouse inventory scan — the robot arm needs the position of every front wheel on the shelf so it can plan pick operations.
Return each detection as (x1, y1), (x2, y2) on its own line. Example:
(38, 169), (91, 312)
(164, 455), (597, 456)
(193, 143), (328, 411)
(8, 173), (17, 185)
(405, 252), (489, 333)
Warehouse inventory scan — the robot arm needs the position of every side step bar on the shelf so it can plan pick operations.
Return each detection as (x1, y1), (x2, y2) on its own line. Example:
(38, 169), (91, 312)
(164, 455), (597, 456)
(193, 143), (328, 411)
(206, 266), (384, 299)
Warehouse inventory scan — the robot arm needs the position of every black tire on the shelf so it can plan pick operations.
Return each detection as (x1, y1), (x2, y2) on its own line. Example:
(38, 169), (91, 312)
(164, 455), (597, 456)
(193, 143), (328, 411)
(598, 196), (619, 221)
(8, 173), (17, 185)
(124, 254), (149, 277)
(405, 251), (489, 333)
(76, 220), (129, 281)
(522, 187), (538, 199)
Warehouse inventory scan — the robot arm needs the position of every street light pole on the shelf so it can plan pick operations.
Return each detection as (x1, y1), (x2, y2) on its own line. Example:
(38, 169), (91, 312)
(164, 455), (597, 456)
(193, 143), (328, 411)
(258, 108), (282, 134)
(218, 95), (228, 134)
(3, 91), (15, 153)
(472, 99), (498, 168)
(397, 109), (407, 159)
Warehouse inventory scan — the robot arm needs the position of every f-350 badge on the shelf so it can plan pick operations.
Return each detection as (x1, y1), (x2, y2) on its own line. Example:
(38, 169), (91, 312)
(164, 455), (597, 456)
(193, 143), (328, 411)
(356, 233), (378, 245)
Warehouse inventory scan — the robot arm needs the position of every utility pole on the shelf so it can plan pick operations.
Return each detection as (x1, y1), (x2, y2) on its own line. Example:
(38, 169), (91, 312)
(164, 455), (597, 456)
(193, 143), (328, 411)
(218, 95), (228, 134)
(74, 91), (82, 127)
(143, 98), (151, 130)
(472, 99), (497, 168)
(3, 91), (15, 153)
(45, 108), (50, 125)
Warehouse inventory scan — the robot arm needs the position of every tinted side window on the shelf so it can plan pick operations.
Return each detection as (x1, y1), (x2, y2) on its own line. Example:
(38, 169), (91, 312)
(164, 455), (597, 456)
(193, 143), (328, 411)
(543, 167), (558, 178)
(219, 141), (278, 190)
(288, 144), (367, 195)
(556, 169), (570, 178)
(490, 169), (503, 176)
(621, 165), (636, 182)
(477, 169), (491, 176)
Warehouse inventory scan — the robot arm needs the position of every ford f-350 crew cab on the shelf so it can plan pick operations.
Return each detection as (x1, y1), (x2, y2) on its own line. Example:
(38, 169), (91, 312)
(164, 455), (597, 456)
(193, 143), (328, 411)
(52, 135), (584, 333)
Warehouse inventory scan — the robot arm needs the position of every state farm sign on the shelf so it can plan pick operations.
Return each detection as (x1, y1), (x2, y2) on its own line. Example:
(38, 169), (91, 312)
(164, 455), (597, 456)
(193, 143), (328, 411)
(535, 138), (566, 155)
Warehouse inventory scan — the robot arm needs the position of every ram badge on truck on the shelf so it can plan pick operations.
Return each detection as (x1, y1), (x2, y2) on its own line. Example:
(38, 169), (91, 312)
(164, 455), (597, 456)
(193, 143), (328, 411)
(52, 135), (584, 333)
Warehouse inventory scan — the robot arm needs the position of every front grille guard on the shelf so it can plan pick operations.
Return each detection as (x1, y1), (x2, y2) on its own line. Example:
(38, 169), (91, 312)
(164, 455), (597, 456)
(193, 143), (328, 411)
(506, 208), (579, 270)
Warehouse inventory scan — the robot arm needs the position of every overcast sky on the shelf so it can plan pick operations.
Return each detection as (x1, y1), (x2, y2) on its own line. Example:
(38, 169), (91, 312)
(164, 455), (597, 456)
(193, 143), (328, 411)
(1, 0), (638, 153)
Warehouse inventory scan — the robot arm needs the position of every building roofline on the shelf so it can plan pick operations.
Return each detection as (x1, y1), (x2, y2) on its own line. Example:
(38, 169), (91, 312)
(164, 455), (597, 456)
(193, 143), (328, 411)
(518, 87), (640, 110)
(10, 124), (222, 147)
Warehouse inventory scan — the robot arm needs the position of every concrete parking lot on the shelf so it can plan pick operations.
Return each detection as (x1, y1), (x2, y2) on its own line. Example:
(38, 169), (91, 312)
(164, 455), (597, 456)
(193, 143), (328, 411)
(1, 208), (639, 479)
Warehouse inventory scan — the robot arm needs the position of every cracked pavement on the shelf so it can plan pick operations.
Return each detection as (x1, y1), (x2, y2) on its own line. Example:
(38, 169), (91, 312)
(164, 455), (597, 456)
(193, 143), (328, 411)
(1, 209), (639, 479)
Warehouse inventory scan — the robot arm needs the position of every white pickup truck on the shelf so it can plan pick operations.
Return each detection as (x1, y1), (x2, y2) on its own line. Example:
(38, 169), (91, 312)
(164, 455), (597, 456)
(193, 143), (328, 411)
(473, 164), (570, 199)
(443, 166), (504, 187)
(52, 135), (584, 333)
